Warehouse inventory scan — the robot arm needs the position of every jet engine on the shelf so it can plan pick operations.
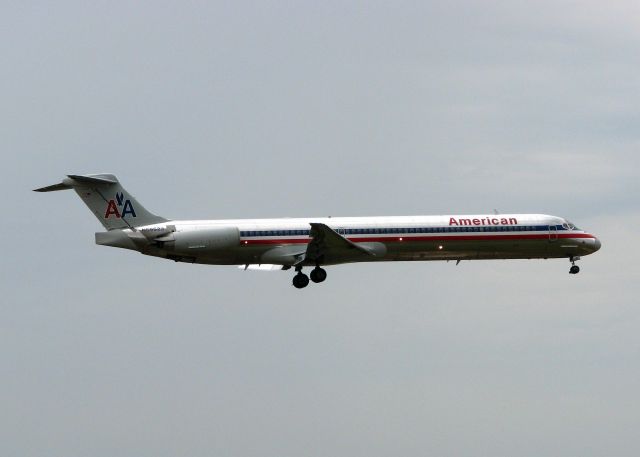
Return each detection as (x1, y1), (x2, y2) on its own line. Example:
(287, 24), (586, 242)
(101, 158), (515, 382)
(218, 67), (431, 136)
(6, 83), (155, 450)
(159, 226), (240, 253)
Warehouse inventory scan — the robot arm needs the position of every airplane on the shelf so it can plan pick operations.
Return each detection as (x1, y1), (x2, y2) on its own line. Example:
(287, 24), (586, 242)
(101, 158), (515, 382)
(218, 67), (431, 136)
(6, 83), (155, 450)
(35, 174), (601, 288)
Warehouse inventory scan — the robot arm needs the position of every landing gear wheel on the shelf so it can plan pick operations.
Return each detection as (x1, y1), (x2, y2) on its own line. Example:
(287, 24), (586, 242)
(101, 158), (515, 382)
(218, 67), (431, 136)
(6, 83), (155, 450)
(310, 267), (327, 283)
(569, 256), (580, 275)
(292, 273), (310, 289)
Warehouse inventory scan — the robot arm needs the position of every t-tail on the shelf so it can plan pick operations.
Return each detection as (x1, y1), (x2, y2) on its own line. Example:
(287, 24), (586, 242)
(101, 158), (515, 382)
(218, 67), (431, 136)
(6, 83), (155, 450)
(34, 174), (167, 229)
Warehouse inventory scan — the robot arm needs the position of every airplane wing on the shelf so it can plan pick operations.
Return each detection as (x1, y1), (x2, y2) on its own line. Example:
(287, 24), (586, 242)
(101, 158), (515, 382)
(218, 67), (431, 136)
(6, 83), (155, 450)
(305, 222), (378, 264)
(257, 223), (383, 267)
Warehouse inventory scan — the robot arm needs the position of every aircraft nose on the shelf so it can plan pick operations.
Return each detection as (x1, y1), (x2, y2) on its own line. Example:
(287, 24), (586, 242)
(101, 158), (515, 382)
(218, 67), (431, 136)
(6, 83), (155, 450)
(585, 236), (601, 253)
(593, 237), (601, 252)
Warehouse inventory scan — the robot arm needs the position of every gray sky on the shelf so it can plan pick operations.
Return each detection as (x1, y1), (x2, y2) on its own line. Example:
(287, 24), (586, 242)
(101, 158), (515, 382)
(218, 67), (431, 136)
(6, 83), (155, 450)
(2, 1), (639, 456)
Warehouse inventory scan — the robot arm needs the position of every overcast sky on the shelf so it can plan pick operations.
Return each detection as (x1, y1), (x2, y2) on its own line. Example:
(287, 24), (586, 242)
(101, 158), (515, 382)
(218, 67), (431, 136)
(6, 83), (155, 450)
(2, 1), (639, 456)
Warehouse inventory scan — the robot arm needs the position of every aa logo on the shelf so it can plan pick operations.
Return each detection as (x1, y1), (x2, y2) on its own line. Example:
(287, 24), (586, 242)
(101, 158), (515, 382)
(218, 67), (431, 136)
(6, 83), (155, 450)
(104, 192), (137, 219)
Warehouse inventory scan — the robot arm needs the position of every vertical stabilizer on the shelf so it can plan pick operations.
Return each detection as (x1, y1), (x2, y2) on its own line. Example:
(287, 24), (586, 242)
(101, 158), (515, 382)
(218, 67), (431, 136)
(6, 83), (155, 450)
(34, 174), (167, 230)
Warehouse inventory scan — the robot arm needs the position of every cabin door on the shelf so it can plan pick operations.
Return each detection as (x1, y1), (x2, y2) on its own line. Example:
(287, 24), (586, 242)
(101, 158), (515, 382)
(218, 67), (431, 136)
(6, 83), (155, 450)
(548, 225), (558, 242)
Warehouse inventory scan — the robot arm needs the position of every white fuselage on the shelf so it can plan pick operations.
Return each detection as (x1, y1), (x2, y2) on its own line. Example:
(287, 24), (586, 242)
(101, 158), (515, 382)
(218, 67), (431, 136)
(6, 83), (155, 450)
(127, 213), (600, 267)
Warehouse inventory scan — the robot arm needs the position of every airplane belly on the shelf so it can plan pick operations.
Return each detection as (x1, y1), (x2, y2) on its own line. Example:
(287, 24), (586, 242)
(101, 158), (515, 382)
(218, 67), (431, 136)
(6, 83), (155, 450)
(382, 237), (561, 261)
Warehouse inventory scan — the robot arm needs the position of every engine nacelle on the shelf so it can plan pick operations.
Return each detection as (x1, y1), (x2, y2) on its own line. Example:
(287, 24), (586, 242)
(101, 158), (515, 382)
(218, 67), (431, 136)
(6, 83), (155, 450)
(168, 226), (240, 253)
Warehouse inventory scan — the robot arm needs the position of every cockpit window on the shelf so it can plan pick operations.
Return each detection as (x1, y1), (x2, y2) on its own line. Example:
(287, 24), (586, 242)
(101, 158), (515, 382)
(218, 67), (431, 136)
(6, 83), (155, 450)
(564, 220), (579, 230)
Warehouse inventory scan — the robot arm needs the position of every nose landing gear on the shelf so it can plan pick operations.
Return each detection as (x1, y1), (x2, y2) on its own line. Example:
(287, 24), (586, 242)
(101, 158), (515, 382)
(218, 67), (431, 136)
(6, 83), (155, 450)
(569, 256), (581, 274)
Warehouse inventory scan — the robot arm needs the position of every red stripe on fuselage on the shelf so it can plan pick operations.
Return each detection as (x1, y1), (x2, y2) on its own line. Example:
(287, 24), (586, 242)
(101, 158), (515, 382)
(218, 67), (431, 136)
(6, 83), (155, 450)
(241, 233), (597, 245)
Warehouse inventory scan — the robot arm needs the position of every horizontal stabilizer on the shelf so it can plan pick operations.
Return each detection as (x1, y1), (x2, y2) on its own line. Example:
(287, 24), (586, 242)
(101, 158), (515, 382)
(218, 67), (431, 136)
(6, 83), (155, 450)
(66, 174), (118, 185)
(33, 182), (72, 192)
(33, 174), (117, 192)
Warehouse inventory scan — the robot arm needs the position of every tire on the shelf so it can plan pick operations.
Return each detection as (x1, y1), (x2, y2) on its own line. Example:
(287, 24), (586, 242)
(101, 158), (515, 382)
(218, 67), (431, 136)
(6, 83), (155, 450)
(310, 267), (327, 283)
(293, 273), (310, 288)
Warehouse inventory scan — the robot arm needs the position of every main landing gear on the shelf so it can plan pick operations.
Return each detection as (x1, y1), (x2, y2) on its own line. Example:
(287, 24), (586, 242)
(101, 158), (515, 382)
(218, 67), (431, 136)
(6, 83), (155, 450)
(310, 266), (327, 283)
(292, 266), (327, 289)
(569, 256), (580, 275)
